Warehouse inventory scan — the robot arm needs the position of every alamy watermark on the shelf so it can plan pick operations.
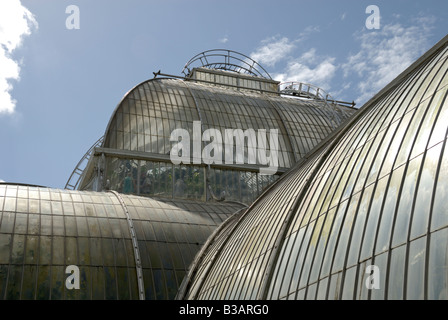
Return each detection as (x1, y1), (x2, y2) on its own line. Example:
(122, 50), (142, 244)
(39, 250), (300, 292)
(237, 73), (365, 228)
(365, 5), (380, 30)
(65, 265), (80, 290)
(66, 5), (80, 29)
(169, 121), (279, 175)
(365, 264), (380, 290)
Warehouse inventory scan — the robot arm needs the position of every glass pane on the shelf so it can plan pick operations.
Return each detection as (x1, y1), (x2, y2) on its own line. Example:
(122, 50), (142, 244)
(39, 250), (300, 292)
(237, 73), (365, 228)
(50, 266), (64, 300)
(102, 238), (115, 265)
(388, 245), (406, 299)
(411, 143), (442, 239)
(14, 213), (28, 234)
(87, 217), (101, 237)
(52, 237), (64, 265)
(11, 234), (25, 264)
(21, 265), (37, 299)
(90, 238), (103, 267)
(333, 193), (360, 272)
(370, 252), (387, 300)
(39, 236), (51, 265)
(66, 237), (78, 265)
(0, 212), (15, 233)
(76, 217), (89, 237)
(375, 165), (405, 254)
(28, 213), (39, 235)
(406, 236), (426, 299)
(360, 176), (388, 261)
(36, 265), (50, 299)
(356, 260), (372, 300)
(316, 277), (328, 300)
(116, 267), (131, 300)
(341, 266), (357, 300)
(91, 266), (105, 299)
(432, 140), (448, 231)
(78, 237), (90, 265)
(0, 234), (11, 264)
(428, 228), (448, 299)
(65, 216), (77, 237)
(25, 235), (38, 264)
(327, 272), (342, 300)
(392, 154), (423, 247)
(52, 215), (64, 236)
(6, 265), (22, 299)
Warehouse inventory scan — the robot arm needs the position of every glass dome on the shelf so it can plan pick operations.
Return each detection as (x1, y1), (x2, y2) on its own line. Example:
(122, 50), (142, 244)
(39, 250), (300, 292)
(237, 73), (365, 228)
(0, 49), (357, 300)
(177, 35), (448, 300)
(0, 184), (244, 299)
(76, 71), (356, 205)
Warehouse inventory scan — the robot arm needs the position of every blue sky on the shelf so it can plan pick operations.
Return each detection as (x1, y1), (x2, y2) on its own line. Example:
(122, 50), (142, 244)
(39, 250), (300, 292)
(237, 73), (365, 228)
(1, 0), (447, 189)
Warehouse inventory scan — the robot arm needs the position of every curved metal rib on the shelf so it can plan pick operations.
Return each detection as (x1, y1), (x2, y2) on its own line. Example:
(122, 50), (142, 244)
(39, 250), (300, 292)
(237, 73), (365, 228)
(108, 190), (146, 300)
(182, 49), (272, 80)
(279, 81), (351, 128)
(65, 136), (104, 190)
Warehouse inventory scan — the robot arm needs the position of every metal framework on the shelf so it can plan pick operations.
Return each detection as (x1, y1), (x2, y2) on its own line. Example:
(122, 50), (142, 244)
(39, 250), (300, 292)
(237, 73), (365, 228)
(175, 35), (448, 301)
(109, 190), (145, 300)
(279, 81), (353, 128)
(65, 136), (104, 190)
(0, 184), (245, 300)
(181, 49), (272, 80)
(66, 51), (357, 196)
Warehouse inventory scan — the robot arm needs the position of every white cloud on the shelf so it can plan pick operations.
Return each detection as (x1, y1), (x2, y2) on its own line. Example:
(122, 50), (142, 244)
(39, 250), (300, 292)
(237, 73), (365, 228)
(249, 16), (435, 105)
(272, 48), (338, 91)
(341, 17), (435, 105)
(219, 36), (229, 44)
(299, 25), (320, 39)
(249, 33), (337, 90)
(250, 36), (296, 68)
(0, 0), (37, 114)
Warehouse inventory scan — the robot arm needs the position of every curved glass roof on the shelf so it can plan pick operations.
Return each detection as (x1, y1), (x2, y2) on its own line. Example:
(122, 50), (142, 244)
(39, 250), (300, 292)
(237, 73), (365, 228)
(102, 78), (347, 166)
(69, 50), (356, 207)
(177, 35), (448, 300)
(74, 66), (356, 205)
(0, 184), (244, 299)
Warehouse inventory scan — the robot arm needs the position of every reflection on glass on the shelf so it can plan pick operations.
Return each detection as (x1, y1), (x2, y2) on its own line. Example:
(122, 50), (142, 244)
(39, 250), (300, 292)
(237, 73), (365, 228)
(432, 139), (448, 231)
(375, 165), (404, 254)
(392, 155), (422, 247)
(388, 245), (406, 299)
(411, 143), (442, 239)
(407, 237), (426, 299)
(428, 228), (448, 299)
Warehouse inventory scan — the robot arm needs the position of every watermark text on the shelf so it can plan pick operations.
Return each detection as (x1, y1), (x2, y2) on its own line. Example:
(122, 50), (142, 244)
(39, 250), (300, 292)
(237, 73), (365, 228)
(66, 5), (80, 29)
(365, 5), (381, 30)
(170, 121), (279, 175)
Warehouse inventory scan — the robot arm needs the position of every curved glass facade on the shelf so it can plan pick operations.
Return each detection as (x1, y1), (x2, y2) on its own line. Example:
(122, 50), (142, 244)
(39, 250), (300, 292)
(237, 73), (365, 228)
(78, 69), (356, 205)
(103, 78), (335, 166)
(1, 50), (358, 300)
(0, 184), (244, 299)
(178, 35), (448, 300)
